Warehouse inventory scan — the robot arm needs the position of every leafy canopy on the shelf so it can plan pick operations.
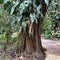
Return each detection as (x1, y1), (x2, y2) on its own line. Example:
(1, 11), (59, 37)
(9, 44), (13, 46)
(0, 0), (54, 32)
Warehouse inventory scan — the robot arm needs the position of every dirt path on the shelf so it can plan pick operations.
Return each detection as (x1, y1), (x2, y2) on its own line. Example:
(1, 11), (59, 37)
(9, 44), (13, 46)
(42, 38), (60, 60)
(42, 38), (60, 55)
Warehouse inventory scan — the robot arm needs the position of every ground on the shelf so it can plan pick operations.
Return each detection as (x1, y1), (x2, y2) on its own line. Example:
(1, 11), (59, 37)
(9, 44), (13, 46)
(0, 38), (60, 60)
(42, 38), (60, 60)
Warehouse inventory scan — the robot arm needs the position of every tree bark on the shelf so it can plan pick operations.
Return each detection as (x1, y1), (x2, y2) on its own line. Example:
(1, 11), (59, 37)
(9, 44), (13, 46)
(17, 19), (44, 54)
(58, 20), (60, 30)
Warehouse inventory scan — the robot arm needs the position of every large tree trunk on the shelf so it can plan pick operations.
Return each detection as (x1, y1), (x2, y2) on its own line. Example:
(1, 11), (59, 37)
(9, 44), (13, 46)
(17, 18), (44, 55)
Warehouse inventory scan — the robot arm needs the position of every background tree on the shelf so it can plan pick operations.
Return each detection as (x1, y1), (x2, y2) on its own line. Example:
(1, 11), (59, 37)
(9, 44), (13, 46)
(43, 0), (60, 39)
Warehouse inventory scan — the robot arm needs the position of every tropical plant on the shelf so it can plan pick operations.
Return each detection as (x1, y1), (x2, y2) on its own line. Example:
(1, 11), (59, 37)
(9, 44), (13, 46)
(0, 0), (56, 56)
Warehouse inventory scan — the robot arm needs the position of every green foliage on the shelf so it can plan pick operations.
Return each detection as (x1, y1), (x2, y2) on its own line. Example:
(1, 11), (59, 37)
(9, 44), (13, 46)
(30, 13), (37, 23)
(22, 21), (27, 31)
(48, 0), (60, 28)
(0, 9), (18, 43)
(43, 0), (60, 39)
(45, 0), (49, 6)
(4, 2), (12, 13)
(0, 33), (6, 40)
(0, 45), (3, 49)
(10, 1), (19, 15)
(1, 0), (51, 33)
(4, 0), (9, 3)
(0, 0), (4, 4)
(55, 31), (60, 39)
(19, 0), (32, 16)
(11, 32), (18, 43)
(43, 14), (52, 39)
(11, 32), (18, 38)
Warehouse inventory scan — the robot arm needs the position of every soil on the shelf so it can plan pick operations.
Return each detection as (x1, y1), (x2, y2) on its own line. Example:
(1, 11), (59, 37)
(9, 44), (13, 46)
(0, 43), (45, 60)
(0, 50), (45, 60)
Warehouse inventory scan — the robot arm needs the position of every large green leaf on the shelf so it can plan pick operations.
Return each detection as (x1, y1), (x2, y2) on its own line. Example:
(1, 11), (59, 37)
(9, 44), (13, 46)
(22, 21), (27, 31)
(0, 45), (3, 49)
(19, 0), (32, 15)
(4, 2), (12, 13)
(10, 1), (19, 15)
(11, 32), (18, 38)
(45, 0), (49, 6)
(4, 0), (9, 3)
(0, 33), (6, 40)
(30, 13), (37, 23)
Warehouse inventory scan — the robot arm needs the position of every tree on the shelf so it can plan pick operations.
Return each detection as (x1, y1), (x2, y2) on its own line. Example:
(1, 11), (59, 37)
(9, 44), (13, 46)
(43, 0), (60, 39)
(49, 0), (60, 31)
(0, 0), (52, 56)
(46, 0), (60, 39)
